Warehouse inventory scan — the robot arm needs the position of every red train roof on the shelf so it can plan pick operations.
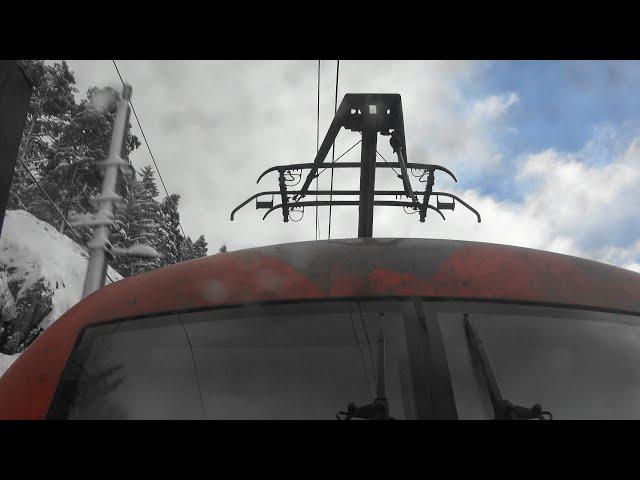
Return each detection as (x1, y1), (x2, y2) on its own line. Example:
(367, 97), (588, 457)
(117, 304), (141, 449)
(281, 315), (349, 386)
(2, 237), (640, 419)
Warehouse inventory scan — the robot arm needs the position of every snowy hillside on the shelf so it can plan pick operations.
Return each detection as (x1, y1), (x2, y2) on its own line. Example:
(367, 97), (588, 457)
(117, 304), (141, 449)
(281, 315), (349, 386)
(0, 210), (122, 375)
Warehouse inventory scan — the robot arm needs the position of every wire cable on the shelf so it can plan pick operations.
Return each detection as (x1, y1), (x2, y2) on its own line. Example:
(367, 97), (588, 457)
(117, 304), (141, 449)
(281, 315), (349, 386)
(284, 170), (301, 186)
(289, 207), (305, 222)
(327, 60), (340, 240)
(316, 138), (362, 177)
(357, 301), (377, 385)
(17, 155), (115, 283)
(315, 60), (321, 241)
(403, 206), (419, 214)
(348, 302), (374, 400)
(112, 60), (193, 253)
(178, 315), (208, 419)
(376, 150), (402, 177)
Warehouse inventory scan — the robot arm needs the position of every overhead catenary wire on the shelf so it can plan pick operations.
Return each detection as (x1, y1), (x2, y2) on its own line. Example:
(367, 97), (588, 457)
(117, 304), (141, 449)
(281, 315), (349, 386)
(112, 60), (193, 253)
(378, 149), (418, 211)
(316, 137), (362, 177)
(315, 60), (321, 241)
(327, 60), (340, 240)
(17, 154), (115, 284)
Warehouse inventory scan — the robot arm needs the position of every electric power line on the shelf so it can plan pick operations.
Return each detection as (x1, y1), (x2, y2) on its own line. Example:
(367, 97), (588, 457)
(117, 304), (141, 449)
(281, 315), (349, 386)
(112, 60), (193, 252)
(327, 60), (340, 240)
(315, 60), (320, 241)
(17, 155), (115, 283)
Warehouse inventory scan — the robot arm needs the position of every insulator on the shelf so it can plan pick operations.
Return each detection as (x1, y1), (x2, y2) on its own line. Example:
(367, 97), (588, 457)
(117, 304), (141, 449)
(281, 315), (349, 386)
(95, 155), (130, 177)
(69, 212), (115, 228)
(89, 190), (123, 208)
(256, 194), (274, 209)
(109, 243), (159, 259)
(437, 198), (455, 210)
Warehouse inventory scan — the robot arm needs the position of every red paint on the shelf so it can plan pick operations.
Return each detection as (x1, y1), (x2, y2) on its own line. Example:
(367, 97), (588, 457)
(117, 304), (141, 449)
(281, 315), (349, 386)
(1, 239), (639, 419)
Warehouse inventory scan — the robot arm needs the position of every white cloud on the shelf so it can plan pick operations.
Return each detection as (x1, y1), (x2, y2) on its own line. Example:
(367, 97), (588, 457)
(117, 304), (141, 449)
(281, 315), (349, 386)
(357, 84), (640, 264)
(473, 92), (520, 120)
(517, 137), (640, 252)
(626, 263), (640, 273)
(61, 61), (640, 274)
(373, 129), (640, 273)
(66, 60), (502, 249)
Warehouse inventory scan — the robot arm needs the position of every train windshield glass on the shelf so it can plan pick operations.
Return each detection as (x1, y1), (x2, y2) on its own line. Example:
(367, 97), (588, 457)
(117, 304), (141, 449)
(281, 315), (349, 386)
(437, 302), (640, 419)
(49, 301), (431, 419)
(49, 299), (640, 419)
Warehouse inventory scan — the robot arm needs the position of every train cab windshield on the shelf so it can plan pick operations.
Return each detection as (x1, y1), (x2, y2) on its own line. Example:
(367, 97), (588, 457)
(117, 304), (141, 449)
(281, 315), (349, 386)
(46, 299), (640, 420)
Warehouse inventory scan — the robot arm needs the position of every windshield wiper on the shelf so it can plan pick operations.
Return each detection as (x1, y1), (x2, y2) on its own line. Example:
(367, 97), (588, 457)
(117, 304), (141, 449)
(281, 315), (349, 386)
(463, 313), (553, 420)
(336, 398), (392, 420)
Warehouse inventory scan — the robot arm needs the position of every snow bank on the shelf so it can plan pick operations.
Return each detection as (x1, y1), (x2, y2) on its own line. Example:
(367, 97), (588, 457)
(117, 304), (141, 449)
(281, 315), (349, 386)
(0, 210), (122, 375)
(0, 353), (19, 374)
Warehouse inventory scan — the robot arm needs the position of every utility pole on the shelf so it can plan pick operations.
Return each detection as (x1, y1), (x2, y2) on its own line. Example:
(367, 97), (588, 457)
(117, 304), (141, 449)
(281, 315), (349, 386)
(72, 84), (158, 298)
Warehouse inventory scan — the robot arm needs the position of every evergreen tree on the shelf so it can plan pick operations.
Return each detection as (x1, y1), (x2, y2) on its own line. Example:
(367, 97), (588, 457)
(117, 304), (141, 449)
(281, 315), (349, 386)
(38, 86), (140, 236)
(111, 166), (162, 276)
(193, 235), (208, 257)
(9, 61), (141, 244)
(111, 168), (210, 273)
(139, 165), (159, 198)
(8, 60), (77, 215)
(180, 237), (193, 260)
(178, 235), (208, 261)
(8, 60), (211, 278)
(157, 194), (184, 266)
(133, 167), (162, 251)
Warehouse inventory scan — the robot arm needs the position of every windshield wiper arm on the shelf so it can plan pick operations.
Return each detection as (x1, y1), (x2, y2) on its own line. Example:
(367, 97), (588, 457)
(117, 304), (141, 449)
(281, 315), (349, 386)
(336, 399), (393, 420)
(463, 313), (553, 420)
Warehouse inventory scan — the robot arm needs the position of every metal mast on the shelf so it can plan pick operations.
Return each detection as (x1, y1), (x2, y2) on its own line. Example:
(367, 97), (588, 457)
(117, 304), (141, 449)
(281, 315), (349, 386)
(72, 84), (158, 298)
(358, 126), (377, 238)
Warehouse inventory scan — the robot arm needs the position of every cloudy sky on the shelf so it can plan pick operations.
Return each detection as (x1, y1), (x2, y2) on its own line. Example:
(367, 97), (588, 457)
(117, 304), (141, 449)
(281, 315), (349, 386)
(63, 60), (640, 272)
